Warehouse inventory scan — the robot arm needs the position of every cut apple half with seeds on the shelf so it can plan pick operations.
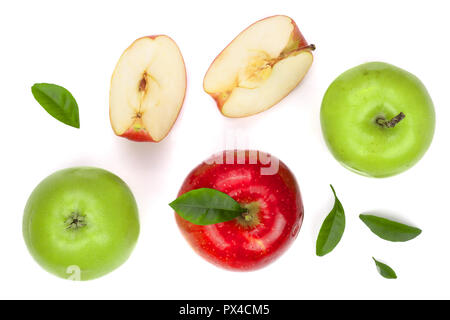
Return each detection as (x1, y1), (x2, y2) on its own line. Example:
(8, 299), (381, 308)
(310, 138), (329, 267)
(110, 35), (187, 142)
(203, 15), (315, 118)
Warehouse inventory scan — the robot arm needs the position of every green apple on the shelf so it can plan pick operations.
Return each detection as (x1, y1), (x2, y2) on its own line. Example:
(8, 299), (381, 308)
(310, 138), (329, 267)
(321, 62), (435, 178)
(23, 167), (140, 280)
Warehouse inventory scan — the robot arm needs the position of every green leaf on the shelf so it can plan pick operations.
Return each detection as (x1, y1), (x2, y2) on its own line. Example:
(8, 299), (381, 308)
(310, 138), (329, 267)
(373, 257), (397, 279)
(169, 188), (245, 225)
(316, 185), (346, 256)
(31, 83), (80, 128)
(359, 214), (422, 242)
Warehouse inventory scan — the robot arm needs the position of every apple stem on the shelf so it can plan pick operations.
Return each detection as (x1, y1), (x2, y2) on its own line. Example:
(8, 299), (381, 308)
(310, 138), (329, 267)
(303, 44), (316, 51)
(376, 112), (405, 128)
(280, 44), (316, 60)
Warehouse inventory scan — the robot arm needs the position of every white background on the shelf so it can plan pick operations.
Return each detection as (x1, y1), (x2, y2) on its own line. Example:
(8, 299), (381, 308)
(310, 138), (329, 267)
(0, 0), (448, 300)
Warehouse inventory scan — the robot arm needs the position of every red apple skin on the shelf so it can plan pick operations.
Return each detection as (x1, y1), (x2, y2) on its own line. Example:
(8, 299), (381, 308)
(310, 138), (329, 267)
(175, 150), (304, 271)
(121, 126), (155, 142)
(203, 15), (310, 114)
(110, 35), (187, 143)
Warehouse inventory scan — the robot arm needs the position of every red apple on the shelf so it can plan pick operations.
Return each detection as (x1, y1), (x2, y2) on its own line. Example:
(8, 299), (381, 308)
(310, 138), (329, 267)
(109, 35), (187, 142)
(203, 15), (315, 118)
(174, 150), (304, 271)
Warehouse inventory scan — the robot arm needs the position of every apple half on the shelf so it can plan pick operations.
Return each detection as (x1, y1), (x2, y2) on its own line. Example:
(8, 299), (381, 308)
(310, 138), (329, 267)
(203, 15), (315, 118)
(110, 35), (187, 142)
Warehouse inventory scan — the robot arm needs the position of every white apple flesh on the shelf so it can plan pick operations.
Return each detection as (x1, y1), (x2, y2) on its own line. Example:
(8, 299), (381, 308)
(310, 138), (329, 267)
(203, 15), (314, 118)
(110, 35), (187, 142)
